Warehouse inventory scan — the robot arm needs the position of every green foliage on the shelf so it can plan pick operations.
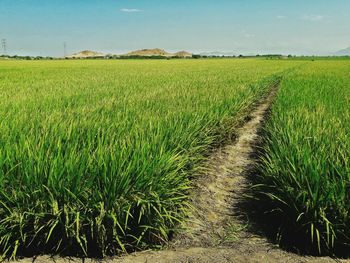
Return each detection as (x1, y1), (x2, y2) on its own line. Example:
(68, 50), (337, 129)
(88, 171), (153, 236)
(255, 60), (350, 256)
(0, 59), (295, 257)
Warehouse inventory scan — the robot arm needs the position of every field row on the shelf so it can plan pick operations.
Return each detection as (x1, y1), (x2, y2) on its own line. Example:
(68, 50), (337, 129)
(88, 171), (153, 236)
(0, 59), (297, 257)
(256, 60), (350, 255)
(1, 59), (349, 258)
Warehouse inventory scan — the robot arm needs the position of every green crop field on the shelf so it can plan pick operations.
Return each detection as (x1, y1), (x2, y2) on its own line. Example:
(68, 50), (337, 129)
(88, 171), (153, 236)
(0, 59), (297, 257)
(255, 60), (350, 256)
(0, 58), (349, 258)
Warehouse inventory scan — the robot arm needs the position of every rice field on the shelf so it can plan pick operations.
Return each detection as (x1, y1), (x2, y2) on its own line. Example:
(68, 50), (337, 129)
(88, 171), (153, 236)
(256, 60), (350, 256)
(1, 58), (349, 258)
(0, 59), (298, 257)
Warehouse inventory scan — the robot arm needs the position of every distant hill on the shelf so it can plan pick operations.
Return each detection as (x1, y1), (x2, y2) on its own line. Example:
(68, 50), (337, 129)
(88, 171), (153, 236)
(174, 51), (192, 58)
(65, 49), (193, 59)
(334, 47), (350, 56)
(124, 48), (192, 58)
(66, 50), (105, 59)
(126, 48), (171, 57)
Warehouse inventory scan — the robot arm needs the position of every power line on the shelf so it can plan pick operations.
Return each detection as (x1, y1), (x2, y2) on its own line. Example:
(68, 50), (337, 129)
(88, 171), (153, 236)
(1, 39), (6, 55)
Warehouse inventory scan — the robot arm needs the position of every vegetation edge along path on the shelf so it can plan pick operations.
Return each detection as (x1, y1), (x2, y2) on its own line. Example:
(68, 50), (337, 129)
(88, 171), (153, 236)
(109, 78), (340, 263)
(17, 78), (341, 262)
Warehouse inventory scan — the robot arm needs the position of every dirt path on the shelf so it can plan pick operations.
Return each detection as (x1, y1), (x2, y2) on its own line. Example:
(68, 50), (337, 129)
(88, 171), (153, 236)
(18, 82), (346, 263)
(171, 82), (282, 248)
(108, 81), (344, 263)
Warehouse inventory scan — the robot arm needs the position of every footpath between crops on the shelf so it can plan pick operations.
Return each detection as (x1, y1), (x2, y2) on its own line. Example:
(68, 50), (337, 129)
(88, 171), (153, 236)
(18, 79), (344, 263)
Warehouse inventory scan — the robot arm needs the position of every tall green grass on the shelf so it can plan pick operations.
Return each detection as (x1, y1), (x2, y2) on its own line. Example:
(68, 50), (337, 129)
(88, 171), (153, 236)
(255, 60), (350, 256)
(0, 59), (296, 257)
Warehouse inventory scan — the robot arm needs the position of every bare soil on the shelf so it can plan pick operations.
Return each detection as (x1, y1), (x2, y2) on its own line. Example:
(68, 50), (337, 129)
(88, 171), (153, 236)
(16, 84), (347, 263)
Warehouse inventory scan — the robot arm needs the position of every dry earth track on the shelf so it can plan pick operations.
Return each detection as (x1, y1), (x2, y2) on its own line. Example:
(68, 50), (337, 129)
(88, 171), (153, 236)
(16, 82), (347, 263)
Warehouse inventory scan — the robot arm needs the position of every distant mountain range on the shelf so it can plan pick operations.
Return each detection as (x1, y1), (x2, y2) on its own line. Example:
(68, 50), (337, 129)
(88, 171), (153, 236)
(334, 47), (350, 56)
(65, 49), (193, 58)
(125, 48), (192, 58)
(66, 50), (105, 58)
(64, 48), (350, 59)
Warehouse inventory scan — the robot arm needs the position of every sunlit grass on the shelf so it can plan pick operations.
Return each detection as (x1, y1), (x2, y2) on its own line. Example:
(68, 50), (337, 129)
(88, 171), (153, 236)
(0, 59), (296, 257)
(255, 60), (350, 256)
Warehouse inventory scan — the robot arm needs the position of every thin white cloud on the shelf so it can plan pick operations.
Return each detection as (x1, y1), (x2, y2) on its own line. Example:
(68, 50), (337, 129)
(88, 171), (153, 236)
(120, 8), (142, 13)
(302, 14), (324, 21)
(277, 15), (286, 19)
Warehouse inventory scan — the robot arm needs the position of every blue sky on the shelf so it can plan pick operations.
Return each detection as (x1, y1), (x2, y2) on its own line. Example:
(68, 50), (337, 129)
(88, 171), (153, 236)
(0, 0), (349, 56)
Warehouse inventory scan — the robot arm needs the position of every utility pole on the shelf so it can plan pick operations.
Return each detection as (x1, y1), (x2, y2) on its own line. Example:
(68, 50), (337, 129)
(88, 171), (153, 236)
(1, 39), (6, 55)
(63, 42), (67, 57)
